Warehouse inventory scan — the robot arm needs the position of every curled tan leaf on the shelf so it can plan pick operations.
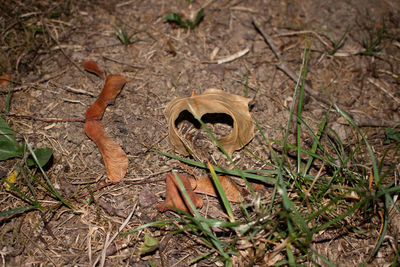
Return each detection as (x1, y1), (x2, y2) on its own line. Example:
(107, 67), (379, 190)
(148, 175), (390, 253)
(84, 74), (127, 183)
(82, 60), (105, 79)
(165, 88), (254, 156)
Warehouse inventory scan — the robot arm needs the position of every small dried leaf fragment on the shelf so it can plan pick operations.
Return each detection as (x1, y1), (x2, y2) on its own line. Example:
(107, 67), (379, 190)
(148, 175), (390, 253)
(166, 88), (254, 156)
(0, 74), (12, 87)
(157, 172), (203, 214)
(84, 74), (128, 183)
(190, 175), (243, 202)
(82, 60), (105, 79)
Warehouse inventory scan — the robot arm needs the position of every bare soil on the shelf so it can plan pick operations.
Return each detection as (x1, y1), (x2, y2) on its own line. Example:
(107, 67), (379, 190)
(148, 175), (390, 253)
(1, 0), (400, 266)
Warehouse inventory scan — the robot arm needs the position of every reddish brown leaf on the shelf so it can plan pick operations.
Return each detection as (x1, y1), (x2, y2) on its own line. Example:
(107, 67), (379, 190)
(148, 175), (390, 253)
(190, 176), (244, 203)
(157, 173), (203, 214)
(82, 60), (105, 79)
(84, 74), (128, 183)
(0, 74), (12, 87)
(84, 120), (128, 182)
(85, 74), (126, 120)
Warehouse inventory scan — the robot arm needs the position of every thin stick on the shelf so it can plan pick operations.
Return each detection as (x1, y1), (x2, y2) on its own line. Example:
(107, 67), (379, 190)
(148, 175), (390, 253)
(3, 113), (85, 123)
(94, 205), (136, 267)
(217, 47), (250, 64)
(102, 56), (145, 69)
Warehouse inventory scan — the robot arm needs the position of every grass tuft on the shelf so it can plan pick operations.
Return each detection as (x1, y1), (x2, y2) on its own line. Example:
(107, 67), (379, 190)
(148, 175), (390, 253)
(143, 41), (400, 265)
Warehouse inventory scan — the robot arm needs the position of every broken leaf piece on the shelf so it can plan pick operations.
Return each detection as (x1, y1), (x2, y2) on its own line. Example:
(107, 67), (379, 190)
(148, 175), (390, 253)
(0, 74), (12, 87)
(84, 120), (128, 182)
(82, 60), (105, 79)
(165, 88), (254, 157)
(84, 74), (128, 183)
(190, 176), (243, 203)
(157, 172), (203, 214)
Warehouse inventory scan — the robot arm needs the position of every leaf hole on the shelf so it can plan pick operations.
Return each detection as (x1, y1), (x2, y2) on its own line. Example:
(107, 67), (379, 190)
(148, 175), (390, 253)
(175, 110), (233, 141)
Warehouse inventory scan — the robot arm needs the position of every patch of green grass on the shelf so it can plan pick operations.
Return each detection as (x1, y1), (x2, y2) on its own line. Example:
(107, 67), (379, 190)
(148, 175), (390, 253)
(165, 8), (204, 30)
(361, 21), (386, 55)
(131, 44), (399, 265)
(326, 25), (349, 55)
(115, 26), (136, 45)
(357, 10), (387, 56)
(0, 115), (72, 219)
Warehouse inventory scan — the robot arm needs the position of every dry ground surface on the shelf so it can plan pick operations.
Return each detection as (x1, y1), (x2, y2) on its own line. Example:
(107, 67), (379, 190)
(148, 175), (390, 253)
(1, 0), (400, 266)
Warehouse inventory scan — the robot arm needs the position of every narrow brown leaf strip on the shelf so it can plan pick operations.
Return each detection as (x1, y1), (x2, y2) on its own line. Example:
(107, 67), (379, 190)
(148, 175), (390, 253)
(0, 74), (12, 87)
(82, 60), (105, 79)
(157, 173), (203, 214)
(84, 74), (128, 183)
(85, 75), (126, 120)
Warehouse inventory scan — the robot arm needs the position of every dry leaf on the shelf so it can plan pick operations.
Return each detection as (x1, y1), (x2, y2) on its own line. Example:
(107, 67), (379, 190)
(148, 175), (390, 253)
(157, 172), (203, 214)
(84, 74), (128, 183)
(165, 88), (254, 157)
(85, 75), (127, 120)
(0, 74), (12, 87)
(190, 175), (244, 202)
(84, 120), (128, 182)
(82, 60), (105, 79)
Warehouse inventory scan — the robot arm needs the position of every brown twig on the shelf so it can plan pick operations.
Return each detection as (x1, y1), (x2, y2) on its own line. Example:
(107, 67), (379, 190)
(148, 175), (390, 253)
(3, 113), (85, 123)
(40, 211), (57, 240)
(252, 17), (400, 128)
(102, 55), (146, 69)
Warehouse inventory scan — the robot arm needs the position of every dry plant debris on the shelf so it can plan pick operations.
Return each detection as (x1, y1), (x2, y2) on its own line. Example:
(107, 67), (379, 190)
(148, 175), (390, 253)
(165, 88), (254, 157)
(82, 60), (105, 80)
(157, 172), (203, 214)
(0, 74), (12, 87)
(158, 172), (243, 214)
(83, 61), (128, 183)
(191, 175), (243, 203)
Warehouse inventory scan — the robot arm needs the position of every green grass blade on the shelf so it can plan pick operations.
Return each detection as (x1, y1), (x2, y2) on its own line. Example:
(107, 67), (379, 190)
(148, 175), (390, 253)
(206, 161), (234, 222)
(303, 109), (329, 176)
(2, 176), (38, 207)
(286, 243), (295, 266)
(312, 199), (365, 234)
(333, 104), (379, 185)
(296, 46), (310, 174)
(173, 171), (231, 260)
(21, 167), (39, 202)
(152, 148), (276, 183)
(25, 140), (73, 209)
(311, 248), (336, 267)
(0, 205), (36, 217)
(193, 8), (204, 27)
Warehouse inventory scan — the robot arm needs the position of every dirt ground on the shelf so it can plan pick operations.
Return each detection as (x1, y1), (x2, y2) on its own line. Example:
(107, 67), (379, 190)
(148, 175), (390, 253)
(1, 0), (400, 266)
